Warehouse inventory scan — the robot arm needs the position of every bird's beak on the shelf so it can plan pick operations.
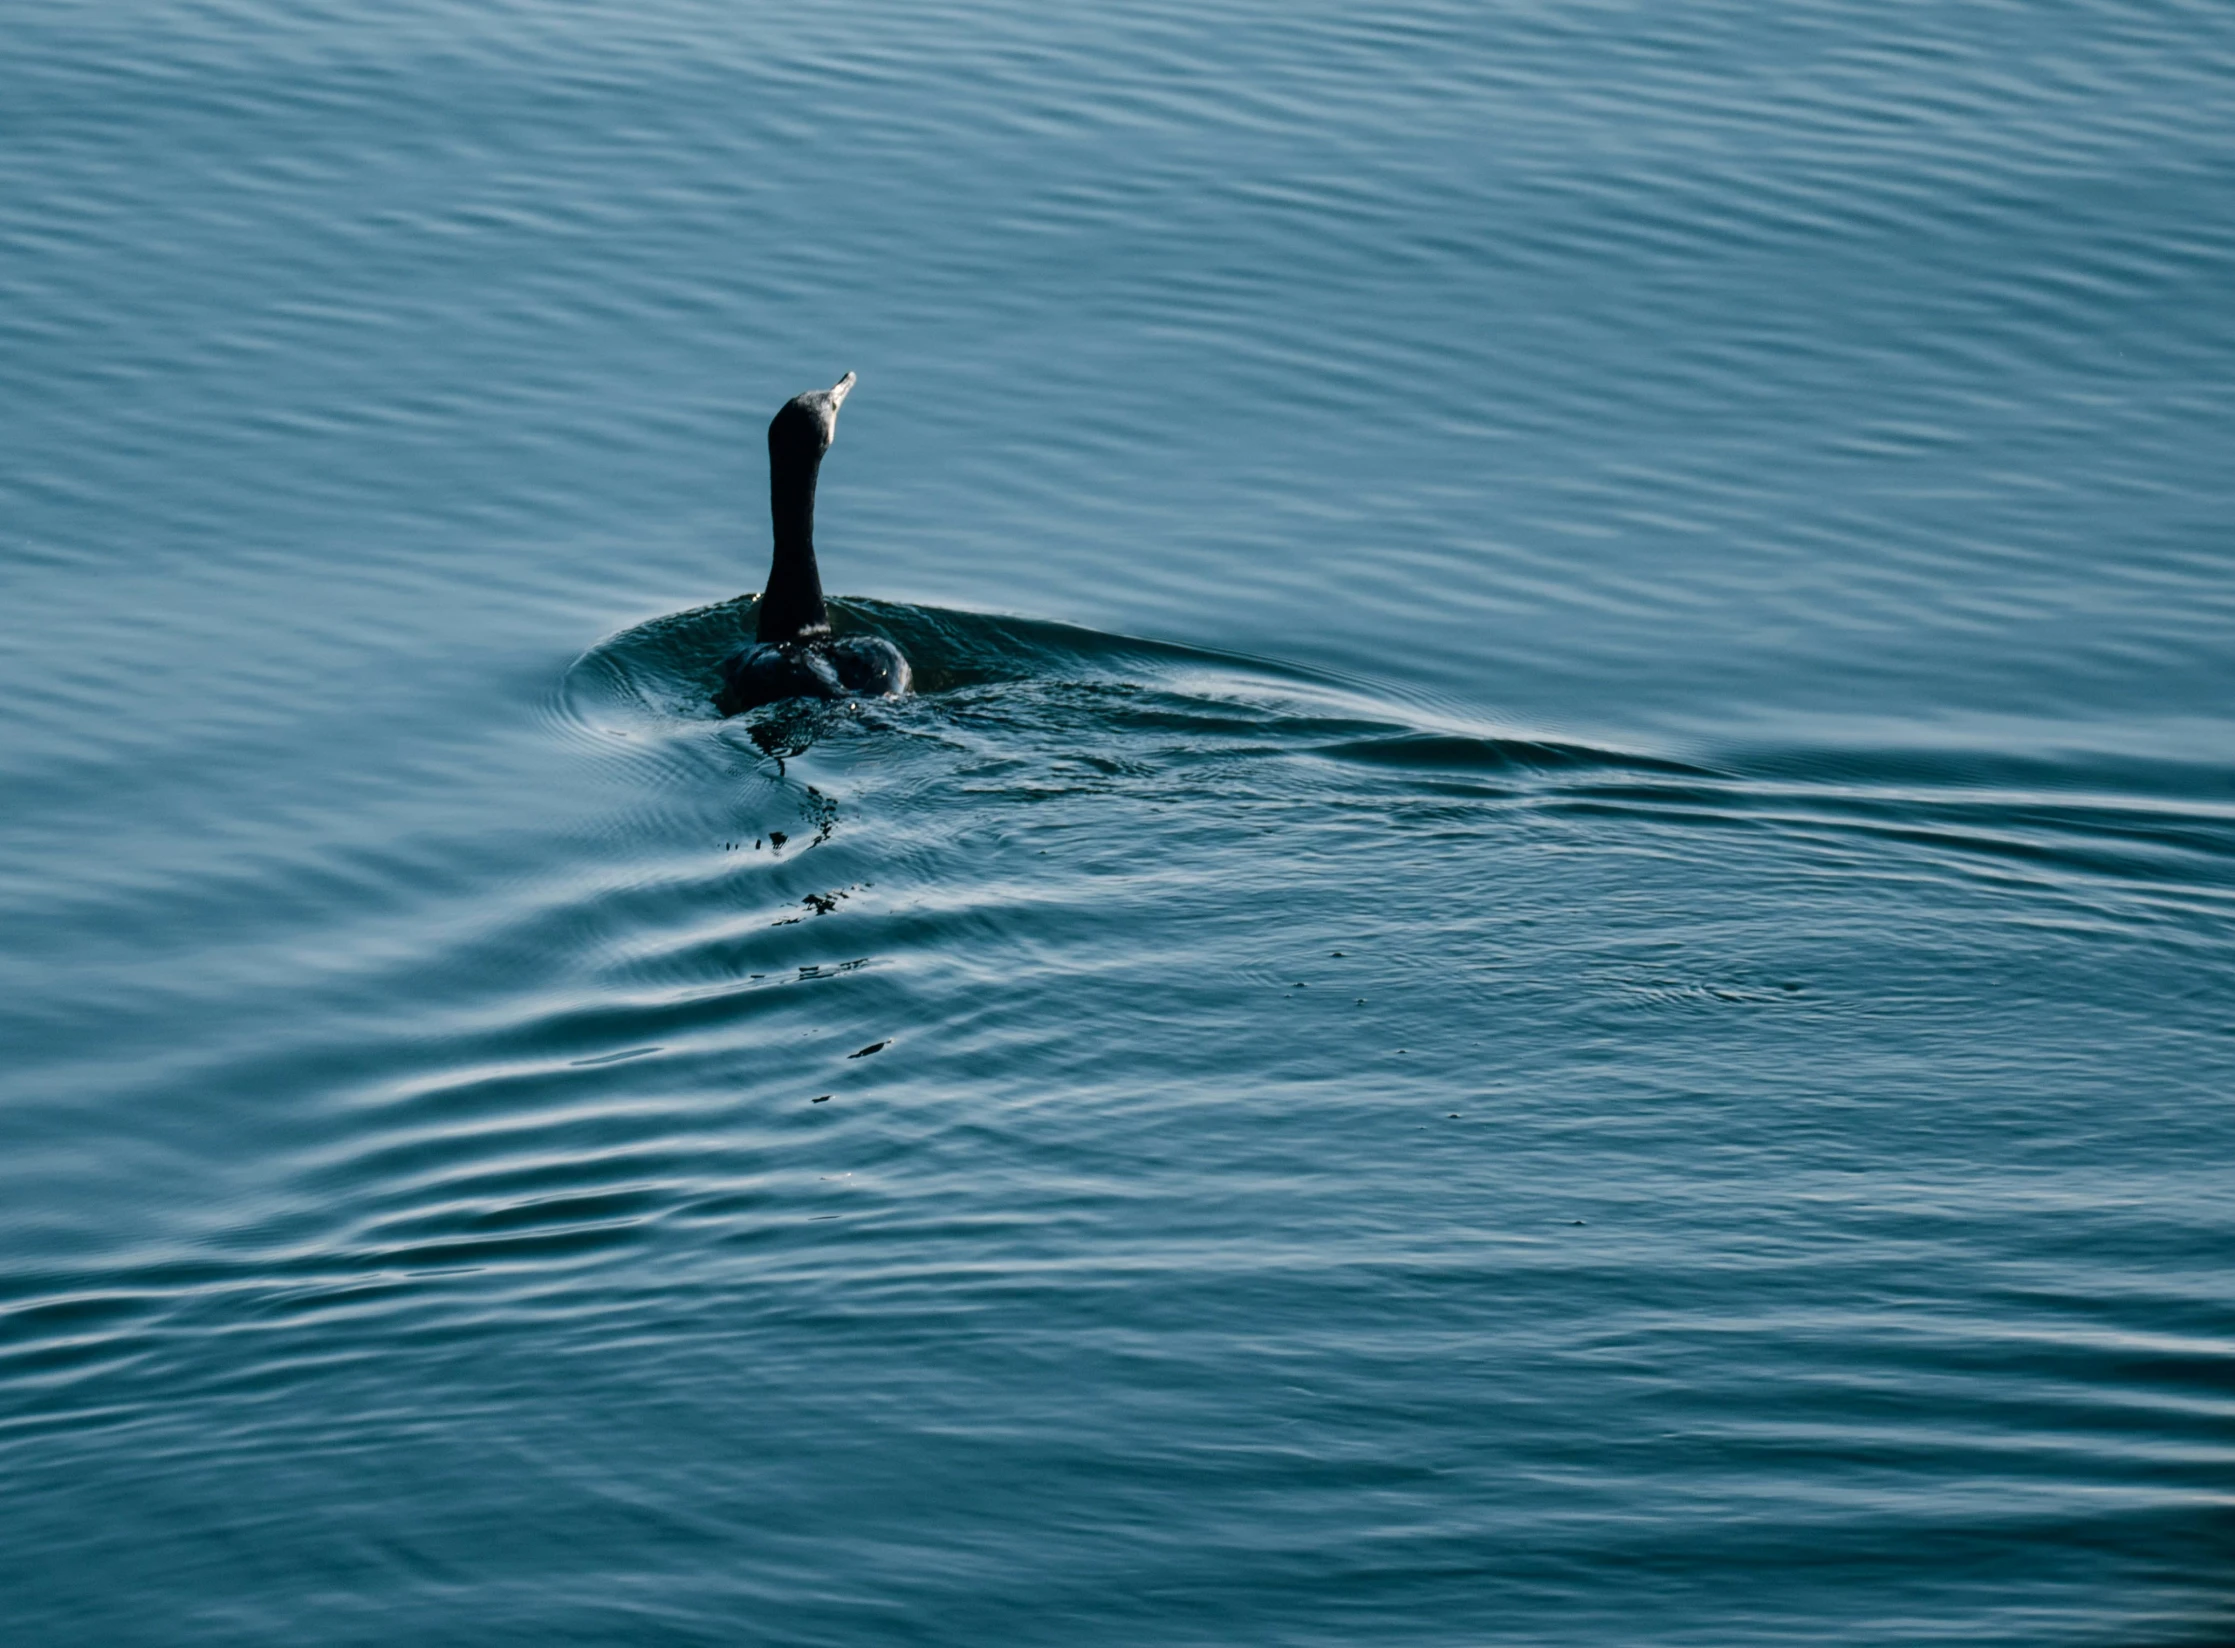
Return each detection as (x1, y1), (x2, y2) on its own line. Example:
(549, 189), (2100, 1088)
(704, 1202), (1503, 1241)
(829, 371), (857, 411)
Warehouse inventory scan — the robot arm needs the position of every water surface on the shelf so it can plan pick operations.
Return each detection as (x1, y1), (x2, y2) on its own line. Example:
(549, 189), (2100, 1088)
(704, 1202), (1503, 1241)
(5, 2), (2235, 1642)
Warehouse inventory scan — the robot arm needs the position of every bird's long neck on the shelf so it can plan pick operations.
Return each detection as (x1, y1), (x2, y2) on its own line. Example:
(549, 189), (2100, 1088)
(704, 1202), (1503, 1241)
(759, 453), (830, 644)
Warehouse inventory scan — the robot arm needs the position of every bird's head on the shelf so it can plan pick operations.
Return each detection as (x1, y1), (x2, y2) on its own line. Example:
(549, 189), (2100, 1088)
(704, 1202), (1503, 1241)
(769, 371), (856, 465)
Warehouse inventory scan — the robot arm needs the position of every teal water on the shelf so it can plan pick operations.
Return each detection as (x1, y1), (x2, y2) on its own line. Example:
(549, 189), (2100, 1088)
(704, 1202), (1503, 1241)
(6, 2), (2235, 1642)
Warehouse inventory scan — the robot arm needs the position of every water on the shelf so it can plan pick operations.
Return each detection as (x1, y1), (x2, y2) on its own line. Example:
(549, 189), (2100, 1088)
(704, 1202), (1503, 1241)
(5, 1), (2235, 1641)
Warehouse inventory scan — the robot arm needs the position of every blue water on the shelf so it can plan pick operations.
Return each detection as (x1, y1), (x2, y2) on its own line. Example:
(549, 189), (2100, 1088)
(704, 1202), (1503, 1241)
(6, 2), (2235, 1641)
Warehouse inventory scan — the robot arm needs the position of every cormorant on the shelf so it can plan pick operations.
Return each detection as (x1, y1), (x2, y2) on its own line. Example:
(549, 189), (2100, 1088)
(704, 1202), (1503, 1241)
(718, 372), (911, 713)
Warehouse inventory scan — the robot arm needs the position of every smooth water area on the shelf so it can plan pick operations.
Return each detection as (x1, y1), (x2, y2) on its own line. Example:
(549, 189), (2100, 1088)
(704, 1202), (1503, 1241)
(5, 2), (2235, 1642)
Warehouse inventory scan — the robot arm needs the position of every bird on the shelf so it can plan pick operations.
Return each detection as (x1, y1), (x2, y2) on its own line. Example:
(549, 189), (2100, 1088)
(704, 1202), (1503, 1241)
(717, 372), (912, 714)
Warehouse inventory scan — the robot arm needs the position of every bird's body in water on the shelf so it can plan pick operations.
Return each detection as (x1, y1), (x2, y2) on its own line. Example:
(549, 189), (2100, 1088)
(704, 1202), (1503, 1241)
(717, 372), (912, 715)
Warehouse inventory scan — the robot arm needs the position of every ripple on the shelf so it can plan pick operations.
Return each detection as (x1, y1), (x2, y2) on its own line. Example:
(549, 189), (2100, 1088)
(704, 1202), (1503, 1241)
(9, 0), (2235, 1639)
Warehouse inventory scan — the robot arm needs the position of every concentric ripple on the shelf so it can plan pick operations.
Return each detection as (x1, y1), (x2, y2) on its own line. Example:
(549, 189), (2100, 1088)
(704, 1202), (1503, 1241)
(8, 585), (2235, 1644)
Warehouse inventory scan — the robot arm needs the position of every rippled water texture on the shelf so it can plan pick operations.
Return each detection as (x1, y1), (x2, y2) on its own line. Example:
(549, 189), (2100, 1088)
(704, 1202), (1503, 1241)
(6, 2), (2235, 1642)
